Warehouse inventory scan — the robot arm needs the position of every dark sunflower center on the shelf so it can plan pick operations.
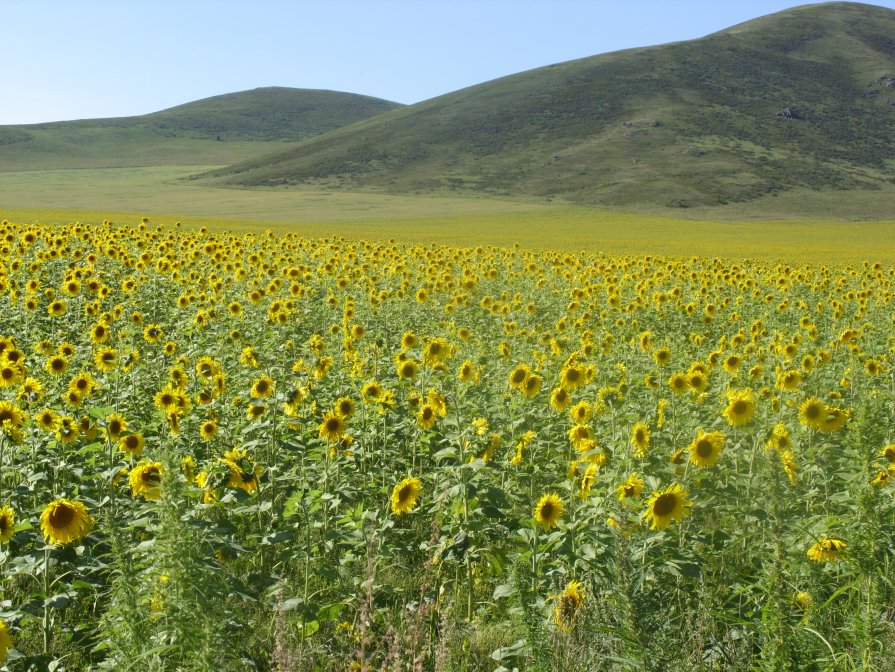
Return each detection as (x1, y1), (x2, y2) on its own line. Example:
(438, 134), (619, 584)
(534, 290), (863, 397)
(511, 371), (526, 384)
(566, 370), (579, 382)
(696, 440), (713, 458)
(652, 493), (677, 517)
(732, 400), (748, 415)
(109, 421), (122, 434)
(48, 504), (75, 528)
(805, 404), (821, 419)
(51, 359), (65, 371)
(124, 436), (139, 449)
(142, 468), (161, 485)
(540, 502), (555, 519)
(326, 418), (341, 432)
(398, 485), (413, 504)
(1, 368), (14, 380)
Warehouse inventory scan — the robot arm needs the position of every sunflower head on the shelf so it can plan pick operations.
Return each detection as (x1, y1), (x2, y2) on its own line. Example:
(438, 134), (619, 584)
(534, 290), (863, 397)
(130, 462), (163, 501)
(552, 580), (585, 632)
(642, 483), (692, 531)
(0, 505), (15, 543)
(534, 492), (564, 530)
(391, 477), (422, 515)
(40, 499), (93, 545)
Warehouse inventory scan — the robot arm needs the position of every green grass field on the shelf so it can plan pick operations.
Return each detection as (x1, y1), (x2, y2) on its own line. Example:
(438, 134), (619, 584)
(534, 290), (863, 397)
(2, 166), (894, 262)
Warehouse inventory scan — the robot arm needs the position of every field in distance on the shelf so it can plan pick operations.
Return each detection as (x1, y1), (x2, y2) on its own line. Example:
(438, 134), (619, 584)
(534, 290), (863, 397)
(1, 166), (894, 263)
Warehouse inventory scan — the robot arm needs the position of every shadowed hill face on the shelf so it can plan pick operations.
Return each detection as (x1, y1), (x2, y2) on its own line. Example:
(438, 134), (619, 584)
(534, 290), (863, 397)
(0, 88), (402, 169)
(199, 2), (895, 210)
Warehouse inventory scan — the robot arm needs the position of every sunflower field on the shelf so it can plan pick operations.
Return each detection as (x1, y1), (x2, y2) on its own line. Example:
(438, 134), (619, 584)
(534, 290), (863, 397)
(0, 216), (892, 671)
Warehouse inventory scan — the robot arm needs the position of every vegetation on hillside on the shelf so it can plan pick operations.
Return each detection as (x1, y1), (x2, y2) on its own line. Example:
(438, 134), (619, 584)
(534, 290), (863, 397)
(199, 2), (895, 211)
(0, 88), (401, 171)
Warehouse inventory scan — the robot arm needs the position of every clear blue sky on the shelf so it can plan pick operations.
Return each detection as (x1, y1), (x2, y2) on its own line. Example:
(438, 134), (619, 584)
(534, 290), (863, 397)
(2, 0), (894, 124)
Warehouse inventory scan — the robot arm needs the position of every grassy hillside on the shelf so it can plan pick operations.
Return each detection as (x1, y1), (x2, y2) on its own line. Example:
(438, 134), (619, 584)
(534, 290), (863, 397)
(198, 2), (895, 213)
(0, 87), (401, 171)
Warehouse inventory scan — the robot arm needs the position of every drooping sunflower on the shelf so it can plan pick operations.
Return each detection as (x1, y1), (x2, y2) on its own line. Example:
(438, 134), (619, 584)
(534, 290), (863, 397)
(130, 461), (163, 501)
(40, 498), (93, 545)
(552, 580), (585, 632)
(807, 537), (846, 563)
(391, 477), (422, 515)
(688, 429), (725, 469)
(534, 492), (564, 530)
(0, 505), (15, 543)
(723, 389), (755, 427)
(642, 483), (692, 531)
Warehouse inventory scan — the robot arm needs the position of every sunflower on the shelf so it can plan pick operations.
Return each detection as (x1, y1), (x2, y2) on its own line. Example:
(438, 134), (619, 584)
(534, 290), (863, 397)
(0, 362), (23, 387)
(508, 363), (530, 390)
(579, 463), (598, 499)
(798, 397), (826, 431)
(143, 324), (163, 344)
(319, 412), (346, 442)
(687, 371), (708, 393)
(251, 374), (275, 399)
(522, 373), (542, 398)
(630, 422), (650, 458)
(94, 347), (118, 373)
(55, 417), (80, 444)
(819, 406), (849, 433)
(617, 473), (644, 500)
(69, 372), (97, 397)
(90, 322), (110, 344)
(40, 498), (93, 545)
(807, 537), (846, 563)
(881, 444), (895, 465)
(130, 461), (163, 501)
(154, 386), (180, 414)
(396, 359), (418, 380)
(688, 429), (725, 468)
(722, 354), (742, 373)
(0, 617), (11, 664)
(668, 373), (688, 395)
(417, 404), (438, 429)
(653, 347), (671, 367)
(400, 332), (419, 350)
(0, 505), (15, 543)
(569, 401), (591, 425)
(391, 477), (422, 515)
(222, 448), (261, 494)
(45, 355), (68, 376)
(457, 360), (475, 382)
(105, 413), (127, 441)
(559, 364), (585, 391)
(246, 403), (267, 421)
(335, 396), (356, 419)
(199, 420), (218, 442)
(552, 580), (585, 632)
(642, 483), (692, 531)
(550, 387), (571, 413)
(118, 433), (145, 458)
(534, 492), (563, 530)
(35, 408), (61, 432)
(723, 389), (755, 427)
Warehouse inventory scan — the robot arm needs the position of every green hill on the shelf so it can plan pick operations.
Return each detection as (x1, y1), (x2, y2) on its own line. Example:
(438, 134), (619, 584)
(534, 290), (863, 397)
(0, 88), (402, 171)
(198, 2), (895, 211)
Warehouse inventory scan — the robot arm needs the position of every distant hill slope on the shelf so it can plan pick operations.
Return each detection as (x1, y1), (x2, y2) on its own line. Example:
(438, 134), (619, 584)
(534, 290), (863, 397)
(199, 2), (895, 210)
(0, 88), (402, 170)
